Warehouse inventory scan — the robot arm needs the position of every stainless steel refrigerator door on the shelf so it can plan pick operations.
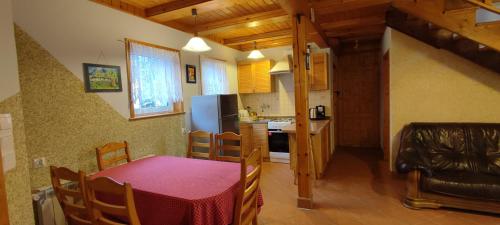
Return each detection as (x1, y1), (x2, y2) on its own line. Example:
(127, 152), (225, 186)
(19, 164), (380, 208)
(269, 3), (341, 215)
(191, 95), (221, 134)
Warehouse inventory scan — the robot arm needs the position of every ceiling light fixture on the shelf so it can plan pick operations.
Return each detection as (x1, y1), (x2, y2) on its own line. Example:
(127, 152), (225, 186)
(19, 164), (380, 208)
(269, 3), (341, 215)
(247, 42), (264, 59)
(182, 9), (211, 52)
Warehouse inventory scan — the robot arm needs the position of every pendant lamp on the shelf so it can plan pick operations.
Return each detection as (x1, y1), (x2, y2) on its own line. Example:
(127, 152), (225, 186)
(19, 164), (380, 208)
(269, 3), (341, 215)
(182, 9), (211, 52)
(247, 42), (264, 59)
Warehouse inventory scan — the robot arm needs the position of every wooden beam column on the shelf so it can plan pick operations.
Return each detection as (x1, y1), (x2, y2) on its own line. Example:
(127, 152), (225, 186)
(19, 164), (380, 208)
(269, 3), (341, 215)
(292, 14), (313, 209)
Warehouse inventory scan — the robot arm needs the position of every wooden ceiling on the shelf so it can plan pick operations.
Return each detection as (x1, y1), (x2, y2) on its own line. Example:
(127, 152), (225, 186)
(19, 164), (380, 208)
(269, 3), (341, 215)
(92, 0), (390, 50)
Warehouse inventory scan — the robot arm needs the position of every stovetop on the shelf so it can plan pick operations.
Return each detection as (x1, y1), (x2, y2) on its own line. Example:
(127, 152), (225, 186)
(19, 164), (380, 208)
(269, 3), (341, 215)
(267, 117), (295, 130)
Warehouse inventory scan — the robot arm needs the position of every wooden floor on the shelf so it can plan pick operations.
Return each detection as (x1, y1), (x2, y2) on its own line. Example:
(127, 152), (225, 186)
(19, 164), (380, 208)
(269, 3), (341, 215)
(258, 148), (500, 225)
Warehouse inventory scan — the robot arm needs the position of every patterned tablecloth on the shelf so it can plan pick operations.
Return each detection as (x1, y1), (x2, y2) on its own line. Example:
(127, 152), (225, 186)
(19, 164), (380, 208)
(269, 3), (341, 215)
(92, 156), (263, 225)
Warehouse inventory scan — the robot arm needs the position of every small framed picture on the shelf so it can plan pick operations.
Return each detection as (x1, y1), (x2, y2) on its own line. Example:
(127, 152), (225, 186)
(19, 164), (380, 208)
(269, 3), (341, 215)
(186, 64), (196, 83)
(83, 63), (122, 92)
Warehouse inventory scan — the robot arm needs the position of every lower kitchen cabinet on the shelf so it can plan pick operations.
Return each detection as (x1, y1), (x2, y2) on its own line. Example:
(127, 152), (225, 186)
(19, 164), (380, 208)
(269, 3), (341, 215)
(239, 123), (270, 161)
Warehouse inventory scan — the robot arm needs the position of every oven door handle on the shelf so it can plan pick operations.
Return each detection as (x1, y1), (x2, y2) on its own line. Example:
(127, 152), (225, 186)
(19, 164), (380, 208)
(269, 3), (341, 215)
(268, 130), (284, 134)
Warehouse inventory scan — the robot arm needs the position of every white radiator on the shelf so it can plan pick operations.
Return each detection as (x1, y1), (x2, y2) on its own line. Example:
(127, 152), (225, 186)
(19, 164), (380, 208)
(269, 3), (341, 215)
(32, 186), (68, 225)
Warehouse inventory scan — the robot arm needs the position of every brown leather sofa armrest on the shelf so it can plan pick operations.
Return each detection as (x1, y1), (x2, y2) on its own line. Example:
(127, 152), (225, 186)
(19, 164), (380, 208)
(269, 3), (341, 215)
(396, 124), (433, 176)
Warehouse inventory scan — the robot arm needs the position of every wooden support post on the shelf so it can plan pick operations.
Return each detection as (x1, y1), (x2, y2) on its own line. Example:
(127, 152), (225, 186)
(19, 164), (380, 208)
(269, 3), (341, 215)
(292, 14), (313, 209)
(0, 156), (10, 225)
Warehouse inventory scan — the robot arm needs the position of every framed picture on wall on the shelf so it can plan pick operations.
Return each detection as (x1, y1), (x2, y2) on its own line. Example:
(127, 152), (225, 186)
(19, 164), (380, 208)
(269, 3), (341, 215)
(186, 64), (196, 83)
(83, 63), (122, 92)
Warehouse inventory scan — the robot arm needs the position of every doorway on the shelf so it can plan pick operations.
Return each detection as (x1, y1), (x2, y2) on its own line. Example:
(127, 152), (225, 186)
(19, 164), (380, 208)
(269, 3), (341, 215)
(335, 46), (381, 149)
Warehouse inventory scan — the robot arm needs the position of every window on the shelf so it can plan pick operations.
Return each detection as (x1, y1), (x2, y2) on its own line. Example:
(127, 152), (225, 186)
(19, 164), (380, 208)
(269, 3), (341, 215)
(201, 57), (229, 95)
(126, 39), (183, 119)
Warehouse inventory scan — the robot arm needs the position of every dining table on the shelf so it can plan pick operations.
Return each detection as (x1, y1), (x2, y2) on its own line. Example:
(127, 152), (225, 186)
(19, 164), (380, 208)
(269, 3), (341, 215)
(91, 156), (264, 225)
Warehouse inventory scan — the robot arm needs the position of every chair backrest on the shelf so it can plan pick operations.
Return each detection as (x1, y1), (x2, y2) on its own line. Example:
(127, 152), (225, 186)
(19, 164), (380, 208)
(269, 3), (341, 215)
(85, 177), (141, 225)
(233, 148), (263, 225)
(187, 130), (214, 160)
(96, 141), (131, 171)
(50, 166), (91, 225)
(215, 132), (243, 162)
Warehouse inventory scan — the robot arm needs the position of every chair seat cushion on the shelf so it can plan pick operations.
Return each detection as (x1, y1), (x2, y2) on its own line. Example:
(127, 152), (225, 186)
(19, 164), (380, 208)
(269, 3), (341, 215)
(421, 171), (500, 201)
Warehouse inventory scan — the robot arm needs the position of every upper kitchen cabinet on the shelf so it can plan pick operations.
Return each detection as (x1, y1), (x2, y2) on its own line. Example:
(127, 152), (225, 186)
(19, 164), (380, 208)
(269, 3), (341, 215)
(310, 52), (329, 91)
(238, 60), (272, 94)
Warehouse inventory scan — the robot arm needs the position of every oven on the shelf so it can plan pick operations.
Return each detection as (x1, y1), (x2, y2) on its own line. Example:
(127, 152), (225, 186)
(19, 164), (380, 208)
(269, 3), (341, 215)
(268, 129), (289, 153)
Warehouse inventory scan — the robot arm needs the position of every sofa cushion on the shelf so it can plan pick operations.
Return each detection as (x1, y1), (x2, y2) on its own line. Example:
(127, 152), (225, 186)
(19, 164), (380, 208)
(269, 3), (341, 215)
(412, 124), (471, 172)
(421, 171), (500, 201)
(468, 125), (500, 176)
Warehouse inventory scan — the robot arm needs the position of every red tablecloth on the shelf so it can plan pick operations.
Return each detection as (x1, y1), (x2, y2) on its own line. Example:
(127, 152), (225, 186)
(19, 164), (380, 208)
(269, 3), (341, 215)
(92, 156), (263, 225)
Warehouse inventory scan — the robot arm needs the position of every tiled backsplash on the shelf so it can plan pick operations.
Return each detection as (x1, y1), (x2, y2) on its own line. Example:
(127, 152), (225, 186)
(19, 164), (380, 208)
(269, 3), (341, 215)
(240, 74), (332, 117)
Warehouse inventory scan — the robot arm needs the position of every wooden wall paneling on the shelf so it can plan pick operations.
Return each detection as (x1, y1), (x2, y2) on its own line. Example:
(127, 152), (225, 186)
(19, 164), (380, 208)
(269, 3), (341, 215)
(0, 156), (10, 225)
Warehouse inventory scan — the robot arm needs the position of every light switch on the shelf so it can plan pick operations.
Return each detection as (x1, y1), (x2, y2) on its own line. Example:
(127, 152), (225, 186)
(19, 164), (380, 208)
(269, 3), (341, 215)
(0, 114), (15, 173)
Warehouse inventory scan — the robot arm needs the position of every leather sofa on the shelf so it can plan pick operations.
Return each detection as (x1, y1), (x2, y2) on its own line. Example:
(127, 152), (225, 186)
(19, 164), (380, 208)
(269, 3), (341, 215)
(396, 123), (500, 214)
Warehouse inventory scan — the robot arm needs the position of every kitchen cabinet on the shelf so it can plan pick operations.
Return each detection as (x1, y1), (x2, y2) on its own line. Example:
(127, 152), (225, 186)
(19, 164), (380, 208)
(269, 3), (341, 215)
(310, 52), (329, 91)
(239, 122), (270, 161)
(238, 60), (272, 94)
(283, 120), (332, 180)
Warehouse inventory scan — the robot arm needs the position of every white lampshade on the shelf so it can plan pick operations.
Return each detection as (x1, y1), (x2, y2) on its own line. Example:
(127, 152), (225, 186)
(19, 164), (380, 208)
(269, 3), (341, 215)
(182, 36), (212, 52)
(247, 49), (264, 59)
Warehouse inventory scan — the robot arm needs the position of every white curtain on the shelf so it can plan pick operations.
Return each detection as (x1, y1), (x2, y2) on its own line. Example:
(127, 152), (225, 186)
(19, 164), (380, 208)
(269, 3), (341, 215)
(129, 42), (183, 115)
(201, 57), (229, 95)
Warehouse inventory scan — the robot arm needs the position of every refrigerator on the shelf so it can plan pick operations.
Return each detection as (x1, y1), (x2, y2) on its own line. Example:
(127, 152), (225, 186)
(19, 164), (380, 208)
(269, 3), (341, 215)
(191, 94), (239, 134)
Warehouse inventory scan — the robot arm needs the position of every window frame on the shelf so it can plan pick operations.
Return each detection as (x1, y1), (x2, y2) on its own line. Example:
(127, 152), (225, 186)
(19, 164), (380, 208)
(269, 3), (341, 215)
(125, 38), (184, 120)
(199, 56), (229, 95)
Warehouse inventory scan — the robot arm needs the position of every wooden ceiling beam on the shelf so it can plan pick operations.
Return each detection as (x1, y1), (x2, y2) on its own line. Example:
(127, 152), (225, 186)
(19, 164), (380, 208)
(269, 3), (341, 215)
(195, 9), (289, 36)
(320, 16), (386, 30)
(148, 0), (249, 23)
(223, 29), (292, 45)
(145, 0), (213, 17)
(238, 37), (293, 51)
(276, 0), (330, 48)
(313, 0), (391, 15)
(326, 25), (386, 38)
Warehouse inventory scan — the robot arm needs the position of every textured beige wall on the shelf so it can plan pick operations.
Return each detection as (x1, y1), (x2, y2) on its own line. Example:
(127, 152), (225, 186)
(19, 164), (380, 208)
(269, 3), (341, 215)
(0, 94), (35, 225)
(390, 30), (500, 169)
(15, 27), (187, 188)
(12, 0), (241, 118)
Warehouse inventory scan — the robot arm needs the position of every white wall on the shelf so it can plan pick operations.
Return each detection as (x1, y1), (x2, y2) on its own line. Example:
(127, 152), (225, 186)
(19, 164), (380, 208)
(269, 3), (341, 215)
(12, 0), (241, 121)
(0, 0), (20, 101)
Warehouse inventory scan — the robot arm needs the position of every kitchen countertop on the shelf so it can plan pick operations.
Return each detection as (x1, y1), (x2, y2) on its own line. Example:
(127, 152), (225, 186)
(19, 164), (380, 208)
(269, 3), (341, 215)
(239, 119), (270, 124)
(282, 119), (331, 135)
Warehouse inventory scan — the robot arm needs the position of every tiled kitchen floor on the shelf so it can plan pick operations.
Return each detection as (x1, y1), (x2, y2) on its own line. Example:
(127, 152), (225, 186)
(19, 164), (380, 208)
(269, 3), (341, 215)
(258, 148), (500, 225)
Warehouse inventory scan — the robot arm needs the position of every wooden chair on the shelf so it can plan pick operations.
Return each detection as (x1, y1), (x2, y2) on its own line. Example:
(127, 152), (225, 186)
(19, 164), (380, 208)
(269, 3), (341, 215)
(187, 130), (214, 160)
(233, 148), (263, 225)
(85, 176), (141, 225)
(215, 132), (243, 162)
(96, 141), (131, 171)
(50, 166), (91, 225)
